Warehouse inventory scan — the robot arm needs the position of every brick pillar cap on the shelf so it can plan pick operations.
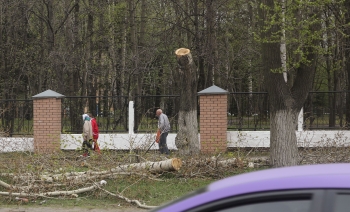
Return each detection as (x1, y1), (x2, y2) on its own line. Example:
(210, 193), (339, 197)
(198, 85), (229, 96)
(32, 89), (65, 99)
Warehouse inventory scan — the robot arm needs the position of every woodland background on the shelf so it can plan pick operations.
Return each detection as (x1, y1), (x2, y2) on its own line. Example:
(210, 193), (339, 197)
(1, 0), (346, 98)
(1, 0), (350, 196)
(1, 0), (350, 130)
(3, 0), (350, 207)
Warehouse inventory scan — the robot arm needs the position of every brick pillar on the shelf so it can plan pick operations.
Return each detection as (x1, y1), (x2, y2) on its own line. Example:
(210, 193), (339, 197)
(198, 85), (228, 154)
(32, 90), (64, 153)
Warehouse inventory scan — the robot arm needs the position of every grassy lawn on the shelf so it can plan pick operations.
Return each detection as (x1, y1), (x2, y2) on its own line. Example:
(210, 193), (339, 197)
(0, 176), (214, 208)
(0, 150), (265, 209)
(2, 138), (347, 209)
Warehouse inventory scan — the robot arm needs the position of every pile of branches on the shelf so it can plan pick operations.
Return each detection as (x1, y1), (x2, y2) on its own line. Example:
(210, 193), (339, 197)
(299, 132), (350, 164)
(0, 151), (184, 209)
(2, 138), (347, 209)
(0, 149), (262, 208)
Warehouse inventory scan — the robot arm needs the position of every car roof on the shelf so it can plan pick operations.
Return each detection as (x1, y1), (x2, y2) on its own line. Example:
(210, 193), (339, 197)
(209, 163), (350, 191)
(156, 163), (350, 212)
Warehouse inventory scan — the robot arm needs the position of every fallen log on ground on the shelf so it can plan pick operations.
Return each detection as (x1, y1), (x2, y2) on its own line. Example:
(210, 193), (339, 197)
(111, 158), (182, 173)
(1, 158), (182, 184)
(0, 183), (100, 198)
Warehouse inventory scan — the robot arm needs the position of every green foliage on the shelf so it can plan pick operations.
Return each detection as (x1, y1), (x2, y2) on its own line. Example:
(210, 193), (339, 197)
(0, 0), (349, 136)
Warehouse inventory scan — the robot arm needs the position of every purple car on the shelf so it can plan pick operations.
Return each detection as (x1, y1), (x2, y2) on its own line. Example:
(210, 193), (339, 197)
(150, 163), (350, 212)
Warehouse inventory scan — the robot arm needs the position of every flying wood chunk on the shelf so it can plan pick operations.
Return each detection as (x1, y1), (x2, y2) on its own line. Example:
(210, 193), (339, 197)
(175, 48), (190, 57)
(175, 48), (193, 67)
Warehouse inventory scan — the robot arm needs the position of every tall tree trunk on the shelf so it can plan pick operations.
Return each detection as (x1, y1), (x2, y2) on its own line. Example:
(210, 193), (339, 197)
(64, 0), (80, 96)
(84, 0), (93, 98)
(128, 0), (140, 132)
(260, 0), (319, 167)
(270, 110), (299, 166)
(42, 0), (54, 91)
(0, 3), (4, 95)
(194, 1), (205, 92)
(325, 12), (336, 128)
(205, 0), (215, 85)
(128, 0), (138, 98)
(121, 12), (127, 97)
(345, 0), (350, 128)
(281, 0), (287, 82)
(174, 48), (200, 155)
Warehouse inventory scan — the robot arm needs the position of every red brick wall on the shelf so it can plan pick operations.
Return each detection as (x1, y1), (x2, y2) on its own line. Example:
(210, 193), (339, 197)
(200, 94), (227, 153)
(33, 98), (61, 153)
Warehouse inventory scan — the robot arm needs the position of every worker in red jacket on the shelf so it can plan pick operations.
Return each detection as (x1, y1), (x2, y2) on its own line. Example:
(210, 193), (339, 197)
(89, 112), (100, 153)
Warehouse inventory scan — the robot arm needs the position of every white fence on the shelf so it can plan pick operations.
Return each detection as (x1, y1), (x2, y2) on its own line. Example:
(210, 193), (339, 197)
(1, 102), (349, 152)
(1, 130), (350, 152)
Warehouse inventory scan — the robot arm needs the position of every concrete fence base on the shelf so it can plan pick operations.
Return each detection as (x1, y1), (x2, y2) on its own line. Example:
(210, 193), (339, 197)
(1, 130), (349, 152)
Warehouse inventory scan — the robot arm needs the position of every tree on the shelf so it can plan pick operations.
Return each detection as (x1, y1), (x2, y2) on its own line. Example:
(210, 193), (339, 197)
(174, 48), (200, 155)
(259, 0), (321, 167)
(1, 0), (348, 139)
(346, 1), (350, 128)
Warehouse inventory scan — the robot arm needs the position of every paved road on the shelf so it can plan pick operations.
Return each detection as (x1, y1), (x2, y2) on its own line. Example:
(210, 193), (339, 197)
(0, 206), (149, 212)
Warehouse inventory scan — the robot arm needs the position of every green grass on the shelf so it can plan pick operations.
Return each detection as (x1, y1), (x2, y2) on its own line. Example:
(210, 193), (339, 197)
(0, 151), (266, 209)
(112, 175), (214, 206)
(0, 174), (248, 208)
(0, 173), (227, 208)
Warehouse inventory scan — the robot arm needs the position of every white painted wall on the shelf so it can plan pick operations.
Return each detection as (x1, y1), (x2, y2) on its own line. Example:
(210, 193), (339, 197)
(0, 137), (34, 152)
(60, 133), (179, 150)
(1, 130), (349, 152)
(226, 130), (350, 148)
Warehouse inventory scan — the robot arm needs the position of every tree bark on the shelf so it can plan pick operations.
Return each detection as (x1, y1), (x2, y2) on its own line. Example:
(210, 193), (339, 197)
(270, 110), (299, 166)
(8, 158), (182, 184)
(174, 48), (200, 155)
(112, 158), (182, 173)
(205, 0), (216, 85)
(0, 184), (99, 198)
(260, 0), (319, 167)
(344, 1), (350, 128)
